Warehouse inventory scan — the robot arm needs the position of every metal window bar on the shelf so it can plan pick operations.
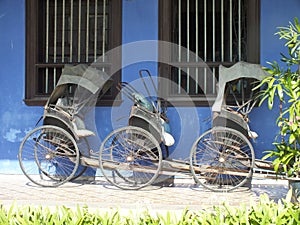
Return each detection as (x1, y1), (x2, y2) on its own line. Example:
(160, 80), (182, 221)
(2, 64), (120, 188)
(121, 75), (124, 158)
(212, 0), (215, 63)
(94, 0), (98, 61)
(186, 0), (190, 94)
(195, 0), (198, 94)
(221, 0), (224, 62)
(53, 0), (57, 87)
(45, 0), (50, 93)
(77, 0), (82, 62)
(86, 0), (90, 62)
(70, 0), (73, 62)
(178, 0), (182, 94)
(62, 0), (65, 63)
(212, 0), (215, 94)
(230, 0), (232, 61)
(102, 0), (106, 64)
(203, 0), (207, 94)
(238, 0), (241, 61)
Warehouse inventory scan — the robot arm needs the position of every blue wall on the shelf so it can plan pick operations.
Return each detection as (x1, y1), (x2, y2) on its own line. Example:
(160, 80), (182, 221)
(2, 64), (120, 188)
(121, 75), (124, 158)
(0, 0), (42, 165)
(250, 0), (300, 158)
(0, 0), (299, 172)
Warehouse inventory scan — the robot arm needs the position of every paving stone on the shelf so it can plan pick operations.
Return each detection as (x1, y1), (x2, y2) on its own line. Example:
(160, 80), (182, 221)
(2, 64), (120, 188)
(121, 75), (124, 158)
(0, 174), (289, 211)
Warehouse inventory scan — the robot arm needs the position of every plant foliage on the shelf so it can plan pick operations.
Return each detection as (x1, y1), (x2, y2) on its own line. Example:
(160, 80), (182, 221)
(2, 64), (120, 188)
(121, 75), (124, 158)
(1, 195), (300, 225)
(255, 17), (300, 177)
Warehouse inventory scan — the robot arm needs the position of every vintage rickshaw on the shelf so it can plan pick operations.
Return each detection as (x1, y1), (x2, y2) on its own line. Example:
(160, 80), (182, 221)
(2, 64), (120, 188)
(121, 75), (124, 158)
(19, 61), (271, 191)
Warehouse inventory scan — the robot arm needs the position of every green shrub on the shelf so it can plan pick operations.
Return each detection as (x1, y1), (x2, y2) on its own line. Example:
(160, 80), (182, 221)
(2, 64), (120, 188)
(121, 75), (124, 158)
(255, 17), (300, 177)
(1, 194), (300, 225)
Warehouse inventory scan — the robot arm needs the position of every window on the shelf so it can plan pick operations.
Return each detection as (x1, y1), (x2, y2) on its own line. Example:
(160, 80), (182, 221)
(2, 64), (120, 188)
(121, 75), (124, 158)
(159, 0), (260, 106)
(25, 0), (122, 106)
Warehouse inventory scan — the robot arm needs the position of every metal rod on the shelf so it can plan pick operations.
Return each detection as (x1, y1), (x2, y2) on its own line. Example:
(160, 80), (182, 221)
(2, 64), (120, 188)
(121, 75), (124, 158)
(94, 0), (98, 61)
(230, 0), (232, 61)
(45, 69), (49, 93)
(62, 0), (65, 63)
(204, 68), (207, 94)
(204, 0), (207, 94)
(238, 0), (241, 60)
(229, 83), (241, 107)
(78, 0), (82, 62)
(186, 0), (189, 50)
(86, 0), (90, 62)
(54, 0), (57, 88)
(204, 0), (206, 62)
(53, 70), (56, 91)
(54, 0), (57, 63)
(138, 70), (156, 106)
(117, 83), (137, 103)
(221, 0), (224, 61)
(186, 0), (190, 94)
(212, 0), (216, 94)
(70, 0), (73, 62)
(242, 79), (245, 109)
(102, 0), (106, 63)
(139, 69), (158, 95)
(178, 0), (181, 94)
(45, 0), (49, 93)
(98, 158), (252, 178)
(45, 0), (49, 63)
(195, 0), (198, 94)
(212, 67), (215, 94)
(81, 156), (288, 181)
(212, 0), (215, 62)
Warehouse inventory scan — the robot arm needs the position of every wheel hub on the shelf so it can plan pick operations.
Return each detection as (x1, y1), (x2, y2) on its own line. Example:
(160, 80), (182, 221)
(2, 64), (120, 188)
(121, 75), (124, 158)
(45, 154), (52, 160)
(126, 155), (134, 162)
(219, 157), (225, 163)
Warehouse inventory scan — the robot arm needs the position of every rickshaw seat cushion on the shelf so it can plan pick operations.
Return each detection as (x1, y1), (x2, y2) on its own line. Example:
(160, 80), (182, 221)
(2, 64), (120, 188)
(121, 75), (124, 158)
(72, 116), (95, 137)
(74, 129), (95, 137)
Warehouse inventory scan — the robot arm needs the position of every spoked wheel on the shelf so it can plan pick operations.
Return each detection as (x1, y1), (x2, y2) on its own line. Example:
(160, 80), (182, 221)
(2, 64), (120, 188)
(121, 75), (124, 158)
(99, 126), (162, 190)
(190, 127), (255, 192)
(18, 125), (80, 187)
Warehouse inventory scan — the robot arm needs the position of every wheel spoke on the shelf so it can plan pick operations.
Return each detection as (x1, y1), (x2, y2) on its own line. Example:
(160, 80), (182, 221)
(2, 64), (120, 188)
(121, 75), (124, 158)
(190, 127), (254, 192)
(18, 125), (80, 187)
(99, 126), (162, 190)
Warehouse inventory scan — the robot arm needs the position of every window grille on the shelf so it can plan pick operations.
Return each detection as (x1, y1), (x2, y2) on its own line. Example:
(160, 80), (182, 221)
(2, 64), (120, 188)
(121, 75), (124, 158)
(25, 0), (122, 106)
(159, 0), (260, 105)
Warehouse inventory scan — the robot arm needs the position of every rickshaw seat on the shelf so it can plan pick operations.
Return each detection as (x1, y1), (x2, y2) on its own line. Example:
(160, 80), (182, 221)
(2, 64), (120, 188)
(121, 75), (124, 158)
(213, 108), (258, 139)
(224, 106), (258, 139)
(73, 127), (95, 137)
(212, 108), (249, 137)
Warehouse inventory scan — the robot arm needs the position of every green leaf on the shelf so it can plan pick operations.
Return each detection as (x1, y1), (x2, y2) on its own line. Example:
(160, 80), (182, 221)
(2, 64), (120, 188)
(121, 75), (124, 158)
(289, 133), (296, 144)
(273, 159), (282, 173)
(268, 87), (276, 109)
(258, 94), (269, 107)
(291, 123), (298, 131)
(294, 17), (300, 32)
(277, 84), (284, 100)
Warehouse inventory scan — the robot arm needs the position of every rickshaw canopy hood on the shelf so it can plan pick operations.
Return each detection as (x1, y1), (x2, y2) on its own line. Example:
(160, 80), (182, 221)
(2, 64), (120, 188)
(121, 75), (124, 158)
(212, 61), (270, 112)
(47, 64), (113, 106)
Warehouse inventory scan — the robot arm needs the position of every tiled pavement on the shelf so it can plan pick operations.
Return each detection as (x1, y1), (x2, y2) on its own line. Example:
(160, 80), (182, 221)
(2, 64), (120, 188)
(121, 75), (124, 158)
(0, 174), (289, 212)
